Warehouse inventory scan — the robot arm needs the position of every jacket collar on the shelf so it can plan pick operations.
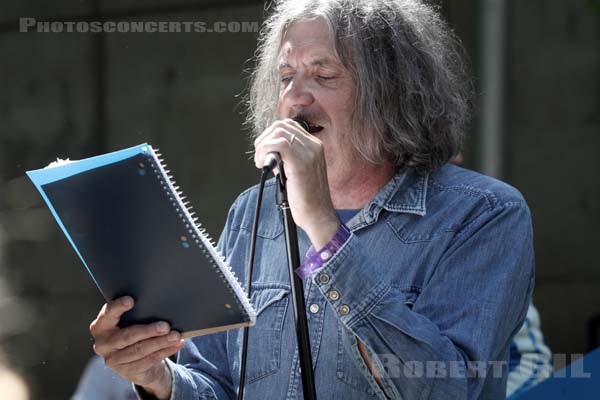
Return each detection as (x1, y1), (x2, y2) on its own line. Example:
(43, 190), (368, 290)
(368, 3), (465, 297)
(350, 167), (429, 229)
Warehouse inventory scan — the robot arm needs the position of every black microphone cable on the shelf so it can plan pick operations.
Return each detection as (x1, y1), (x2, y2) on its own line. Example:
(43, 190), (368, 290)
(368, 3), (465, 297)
(237, 165), (270, 400)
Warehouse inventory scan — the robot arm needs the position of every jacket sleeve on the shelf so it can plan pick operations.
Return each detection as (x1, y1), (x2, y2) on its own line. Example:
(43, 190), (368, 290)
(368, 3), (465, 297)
(312, 202), (535, 399)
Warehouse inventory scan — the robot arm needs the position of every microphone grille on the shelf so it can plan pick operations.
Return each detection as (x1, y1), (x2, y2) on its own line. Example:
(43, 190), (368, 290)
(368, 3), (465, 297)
(293, 117), (309, 132)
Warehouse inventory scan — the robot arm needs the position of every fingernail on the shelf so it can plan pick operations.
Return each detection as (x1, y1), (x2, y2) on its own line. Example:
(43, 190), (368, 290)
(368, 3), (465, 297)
(156, 322), (169, 333)
(121, 297), (133, 307)
(167, 332), (180, 342)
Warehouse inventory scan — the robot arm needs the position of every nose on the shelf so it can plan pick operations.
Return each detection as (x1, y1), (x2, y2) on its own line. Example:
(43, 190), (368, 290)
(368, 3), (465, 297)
(282, 75), (314, 108)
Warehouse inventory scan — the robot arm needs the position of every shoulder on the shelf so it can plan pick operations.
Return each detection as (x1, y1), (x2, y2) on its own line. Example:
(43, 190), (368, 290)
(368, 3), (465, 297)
(428, 164), (527, 209)
(425, 164), (532, 232)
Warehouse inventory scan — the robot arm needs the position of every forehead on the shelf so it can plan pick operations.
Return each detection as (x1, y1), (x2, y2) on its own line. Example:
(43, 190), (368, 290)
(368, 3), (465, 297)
(278, 18), (340, 67)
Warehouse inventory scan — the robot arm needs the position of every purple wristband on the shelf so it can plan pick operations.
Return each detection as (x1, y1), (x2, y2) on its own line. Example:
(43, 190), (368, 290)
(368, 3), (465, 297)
(295, 223), (351, 279)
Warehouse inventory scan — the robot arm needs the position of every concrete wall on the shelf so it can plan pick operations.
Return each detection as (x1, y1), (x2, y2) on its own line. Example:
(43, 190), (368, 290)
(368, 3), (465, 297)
(444, 0), (600, 357)
(0, 1), (598, 398)
(507, 0), (600, 357)
(1, 2), (265, 398)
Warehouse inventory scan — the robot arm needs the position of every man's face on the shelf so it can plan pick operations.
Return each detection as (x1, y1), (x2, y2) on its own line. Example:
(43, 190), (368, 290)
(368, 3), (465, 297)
(277, 18), (359, 181)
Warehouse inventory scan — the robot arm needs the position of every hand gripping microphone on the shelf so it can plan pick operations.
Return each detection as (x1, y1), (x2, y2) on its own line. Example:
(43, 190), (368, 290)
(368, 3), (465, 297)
(263, 118), (309, 172)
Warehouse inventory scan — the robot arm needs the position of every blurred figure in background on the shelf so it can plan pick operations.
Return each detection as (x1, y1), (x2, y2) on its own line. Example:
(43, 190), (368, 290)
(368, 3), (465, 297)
(506, 304), (553, 398)
(0, 364), (29, 400)
(0, 227), (29, 400)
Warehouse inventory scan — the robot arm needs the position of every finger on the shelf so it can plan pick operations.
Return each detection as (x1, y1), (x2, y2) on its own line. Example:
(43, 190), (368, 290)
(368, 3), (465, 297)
(253, 120), (287, 148)
(123, 343), (184, 377)
(106, 331), (183, 366)
(95, 321), (172, 356)
(254, 119), (308, 149)
(254, 121), (308, 159)
(285, 118), (313, 137)
(274, 124), (307, 143)
(256, 134), (308, 168)
(90, 297), (134, 336)
(273, 119), (313, 142)
(287, 119), (323, 146)
(254, 137), (293, 168)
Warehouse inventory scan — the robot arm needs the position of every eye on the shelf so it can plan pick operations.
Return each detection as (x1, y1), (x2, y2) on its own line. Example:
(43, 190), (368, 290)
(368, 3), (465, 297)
(318, 76), (334, 80)
(281, 76), (293, 83)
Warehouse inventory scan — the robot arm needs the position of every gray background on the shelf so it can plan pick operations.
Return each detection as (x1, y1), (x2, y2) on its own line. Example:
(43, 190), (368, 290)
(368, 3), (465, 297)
(0, 1), (598, 398)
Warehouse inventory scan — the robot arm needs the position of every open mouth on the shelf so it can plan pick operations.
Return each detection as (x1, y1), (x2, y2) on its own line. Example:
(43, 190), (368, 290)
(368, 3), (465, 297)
(301, 120), (324, 134)
(307, 123), (323, 134)
(293, 116), (324, 134)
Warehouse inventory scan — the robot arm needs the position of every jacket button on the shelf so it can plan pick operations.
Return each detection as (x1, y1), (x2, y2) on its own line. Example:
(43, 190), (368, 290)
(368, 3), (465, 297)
(318, 273), (330, 284)
(339, 304), (350, 315)
(309, 304), (320, 313)
(328, 290), (340, 301)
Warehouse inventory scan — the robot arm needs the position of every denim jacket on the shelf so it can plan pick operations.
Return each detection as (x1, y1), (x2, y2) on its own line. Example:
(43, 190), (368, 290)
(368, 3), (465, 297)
(161, 164), (534, 399)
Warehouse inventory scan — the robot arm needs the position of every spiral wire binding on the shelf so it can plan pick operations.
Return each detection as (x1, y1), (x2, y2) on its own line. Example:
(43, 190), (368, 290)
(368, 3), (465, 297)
(140, 145), (257, 325)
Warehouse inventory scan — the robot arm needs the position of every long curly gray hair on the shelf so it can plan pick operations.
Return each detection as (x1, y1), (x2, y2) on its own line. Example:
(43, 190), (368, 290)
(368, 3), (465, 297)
(246, 0), (473, 173)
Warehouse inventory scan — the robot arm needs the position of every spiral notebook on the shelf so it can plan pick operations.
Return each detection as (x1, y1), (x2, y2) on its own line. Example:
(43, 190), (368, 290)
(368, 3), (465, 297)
(27, 143), (256, 338)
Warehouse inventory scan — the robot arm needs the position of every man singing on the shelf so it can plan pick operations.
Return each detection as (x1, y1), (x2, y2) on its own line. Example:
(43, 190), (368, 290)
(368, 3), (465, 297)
(90, 1), (534, 398)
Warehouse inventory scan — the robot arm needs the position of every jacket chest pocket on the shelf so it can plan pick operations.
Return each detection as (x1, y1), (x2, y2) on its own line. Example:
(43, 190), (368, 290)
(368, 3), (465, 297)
(246, 283), (289, 383)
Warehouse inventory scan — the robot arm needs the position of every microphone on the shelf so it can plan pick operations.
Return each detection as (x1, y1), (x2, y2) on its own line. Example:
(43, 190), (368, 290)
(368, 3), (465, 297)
(263, 152), (281, 172)
(263, 118), (309, 172)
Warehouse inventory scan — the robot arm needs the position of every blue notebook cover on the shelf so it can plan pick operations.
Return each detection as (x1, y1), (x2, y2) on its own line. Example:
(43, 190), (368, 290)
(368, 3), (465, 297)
(27, 143), (256, 338)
